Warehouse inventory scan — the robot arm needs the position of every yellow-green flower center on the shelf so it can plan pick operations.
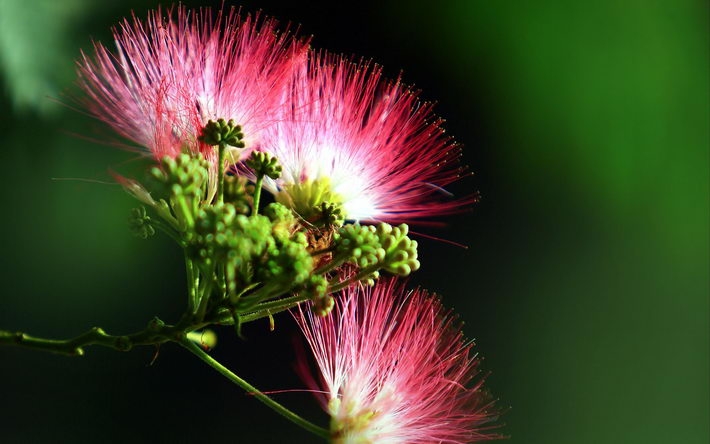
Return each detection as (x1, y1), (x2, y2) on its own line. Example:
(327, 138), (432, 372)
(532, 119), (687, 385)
(275, 178), (344, 224)
(328, 397), (378, 444)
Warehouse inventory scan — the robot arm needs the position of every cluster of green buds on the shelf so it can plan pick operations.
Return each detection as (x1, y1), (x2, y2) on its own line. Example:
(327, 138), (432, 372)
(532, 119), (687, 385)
(316, 223), (420, 288)
(122, 119), (421, 335)
(198, 118), (245, 148)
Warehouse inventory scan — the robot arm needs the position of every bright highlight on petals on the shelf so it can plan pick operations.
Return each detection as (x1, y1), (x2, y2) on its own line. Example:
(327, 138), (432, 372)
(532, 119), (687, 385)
(260, 55), (475, 224)
(295, 279), (499, 443)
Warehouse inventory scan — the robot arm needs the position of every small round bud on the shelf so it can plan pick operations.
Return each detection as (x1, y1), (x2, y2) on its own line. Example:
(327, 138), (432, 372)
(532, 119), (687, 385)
(263, 202), (294, 224)
(187, 329), (218, 351)
(334, 224), (384, 268)
(246, 151), (282, 180)
(312, 293), (335, 317)
(198, 118), (245, 148)
(375, 223), (420, 276)
(151, 154), (209, 199)
(256, 233), (314, 287)
(313, 201), (345, 227)
(128, 206), (155, 239)
(301, 275), (328, 301)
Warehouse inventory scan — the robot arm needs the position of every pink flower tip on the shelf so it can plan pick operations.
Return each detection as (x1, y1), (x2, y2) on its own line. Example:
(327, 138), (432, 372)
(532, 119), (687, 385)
(295, 279), (502, 443)
(75, 5), (309, 161)
(259, 54), (477, 225)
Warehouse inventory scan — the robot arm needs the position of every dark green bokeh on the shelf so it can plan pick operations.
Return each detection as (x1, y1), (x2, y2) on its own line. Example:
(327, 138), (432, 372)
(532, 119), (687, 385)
(1, 1), (707, 443)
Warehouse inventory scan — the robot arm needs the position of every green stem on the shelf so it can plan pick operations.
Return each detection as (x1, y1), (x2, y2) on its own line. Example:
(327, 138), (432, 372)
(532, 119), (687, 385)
(242, 294), (311, 318)
(193, 260), (217, 319)
(0, 318), (183, 356)
(309, 246), (335, 257)
(151, 217), (183, 245)
(252, 174), (264, 215)
(179, 338), (329, 440)
(217, 143), (226, 204)
(153, 201), (180, 232)
(196, 278), (214, 321)
(241, 304), (300, 324)
(235, 283), (288, 312)
(185, 253), (198, 312)
(219, 262), (228, 301)
(172, 194), (194, 229)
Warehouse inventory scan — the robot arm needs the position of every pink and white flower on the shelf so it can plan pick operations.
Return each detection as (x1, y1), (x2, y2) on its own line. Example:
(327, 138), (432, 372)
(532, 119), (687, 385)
(259, 54), (474, 224)
(295, 279), (498, 443)
(76, 5), (308, 161)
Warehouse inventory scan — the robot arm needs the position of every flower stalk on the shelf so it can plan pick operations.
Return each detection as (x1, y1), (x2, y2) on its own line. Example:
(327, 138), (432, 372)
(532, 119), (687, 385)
(217, 143), (226, 204)
(0, 318), (185, 357)
(179, 337), (329, 440)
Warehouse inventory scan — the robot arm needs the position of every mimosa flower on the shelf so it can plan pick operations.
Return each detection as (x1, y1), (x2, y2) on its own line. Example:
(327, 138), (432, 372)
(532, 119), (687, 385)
(295, 279), (499, 443)
(76, 5), (308, 161)
(258, 54), (474, 224)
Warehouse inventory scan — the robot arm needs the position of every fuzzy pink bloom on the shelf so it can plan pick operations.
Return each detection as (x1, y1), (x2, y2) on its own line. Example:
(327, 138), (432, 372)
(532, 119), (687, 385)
(258, 54), (474, 224)
(295, 279), (499, 443)
(76, 5), (308, 160)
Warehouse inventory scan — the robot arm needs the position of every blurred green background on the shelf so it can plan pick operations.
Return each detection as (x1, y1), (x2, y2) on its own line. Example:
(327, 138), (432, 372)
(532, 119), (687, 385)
(0, 0), (707, 443)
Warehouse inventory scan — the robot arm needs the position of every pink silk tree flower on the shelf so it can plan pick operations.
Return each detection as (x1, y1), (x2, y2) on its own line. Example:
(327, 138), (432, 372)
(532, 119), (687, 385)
(295, 279), (499, 443)
(76, 5), (308, 162)
(258, 54), (475, 225)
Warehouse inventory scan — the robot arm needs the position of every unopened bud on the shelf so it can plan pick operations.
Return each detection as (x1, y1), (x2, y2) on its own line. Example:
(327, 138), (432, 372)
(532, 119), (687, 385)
(186, 329), (218, 351)
(246, 151), (282, 180)
(312, 293), (335, 317)
(199, 118), (245, 148)
(128, 206), (155, 239)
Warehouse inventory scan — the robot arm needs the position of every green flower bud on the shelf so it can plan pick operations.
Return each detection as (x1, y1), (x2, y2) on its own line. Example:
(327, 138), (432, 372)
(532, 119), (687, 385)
(195, 204), (237, 239)
(246, 151), (282, 180)
(335, 224), (385, 268)
(263, 202), (298, 239)
(189, 203), (238, 266)
(376, 223), (420, 276)
(186, 329), (218, 351)
(128, 206), (155, 239)
(120, 177), (156, 207)
(312, 201), (345, 227)
(359, 270), (380, 287)
(300, 275), (328, 302)
(150, 154), (209, 199)
(263, 202), (293, 224)
(256, 232), (313, 287)
(198, 118), (245, 148)
(312, 293), (335, 317)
